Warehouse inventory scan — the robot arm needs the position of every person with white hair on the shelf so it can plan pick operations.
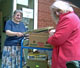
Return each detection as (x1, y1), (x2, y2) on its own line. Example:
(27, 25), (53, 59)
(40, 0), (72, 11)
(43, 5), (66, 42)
(48, 1), (80, 68)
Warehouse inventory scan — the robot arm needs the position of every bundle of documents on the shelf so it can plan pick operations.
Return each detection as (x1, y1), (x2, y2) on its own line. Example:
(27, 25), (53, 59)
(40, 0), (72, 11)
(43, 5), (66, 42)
(27, 52), (48, 60)
(24, 27), (54, 34)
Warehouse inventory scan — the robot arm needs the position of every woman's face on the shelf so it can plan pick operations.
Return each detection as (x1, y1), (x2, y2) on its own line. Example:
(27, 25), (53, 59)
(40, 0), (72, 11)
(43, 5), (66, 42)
(13, 12), (22, 22)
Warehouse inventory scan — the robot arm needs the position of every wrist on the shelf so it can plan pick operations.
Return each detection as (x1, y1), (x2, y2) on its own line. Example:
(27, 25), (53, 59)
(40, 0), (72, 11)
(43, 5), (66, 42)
(15, 32), (18, 36)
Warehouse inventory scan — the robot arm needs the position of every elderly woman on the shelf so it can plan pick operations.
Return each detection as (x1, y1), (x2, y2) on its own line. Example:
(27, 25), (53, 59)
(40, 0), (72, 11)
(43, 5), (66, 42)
(2, 10), (26, 68)
(48, 1), (80, 68)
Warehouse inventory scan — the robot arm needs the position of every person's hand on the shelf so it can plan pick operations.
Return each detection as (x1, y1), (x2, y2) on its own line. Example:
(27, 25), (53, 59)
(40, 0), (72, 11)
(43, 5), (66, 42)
(16, 32), (24, 37)
(24, 34), (29, 37)
(24, 34), (29, 39)
(49, 29), (55, 37)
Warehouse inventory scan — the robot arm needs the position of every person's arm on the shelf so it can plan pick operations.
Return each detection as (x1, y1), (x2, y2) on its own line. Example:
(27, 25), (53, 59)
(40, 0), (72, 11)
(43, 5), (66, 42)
(6, 30), (24, 37)
(48, 17), (74, 46)
(5, 20), (24, 37)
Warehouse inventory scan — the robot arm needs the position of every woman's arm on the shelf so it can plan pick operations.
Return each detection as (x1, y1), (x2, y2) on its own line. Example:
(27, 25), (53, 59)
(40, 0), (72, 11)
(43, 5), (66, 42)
(6, 30), (24, 37)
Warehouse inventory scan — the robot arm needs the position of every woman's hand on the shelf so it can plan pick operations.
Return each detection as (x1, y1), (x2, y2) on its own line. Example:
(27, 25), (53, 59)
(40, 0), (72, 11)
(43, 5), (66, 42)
(49, 29), (55, 37)
(24, 34), (29, 39)
(16, 32), (24, 37)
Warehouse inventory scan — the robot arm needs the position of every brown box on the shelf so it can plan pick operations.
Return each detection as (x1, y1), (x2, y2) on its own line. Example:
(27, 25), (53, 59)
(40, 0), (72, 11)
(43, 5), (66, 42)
(28, 32), (53, 48)
(23, 59), (48, 68)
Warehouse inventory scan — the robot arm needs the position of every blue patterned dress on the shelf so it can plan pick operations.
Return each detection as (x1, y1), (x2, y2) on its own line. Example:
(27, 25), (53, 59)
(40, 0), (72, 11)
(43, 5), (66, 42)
(2, 46), (21, 68)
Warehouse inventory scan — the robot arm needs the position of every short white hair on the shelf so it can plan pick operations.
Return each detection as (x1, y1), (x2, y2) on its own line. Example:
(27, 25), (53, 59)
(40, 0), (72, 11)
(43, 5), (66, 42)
(51, 1), (74, 12)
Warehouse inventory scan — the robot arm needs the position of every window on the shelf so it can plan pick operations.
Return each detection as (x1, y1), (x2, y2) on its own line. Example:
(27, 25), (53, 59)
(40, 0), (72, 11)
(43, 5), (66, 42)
(13, 0), (37, 31)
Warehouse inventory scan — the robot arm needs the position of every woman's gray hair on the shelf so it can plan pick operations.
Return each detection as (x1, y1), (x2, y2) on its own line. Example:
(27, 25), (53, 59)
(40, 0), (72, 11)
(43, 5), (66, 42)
(13, 10), (23, 17)
(51, 1), (74, 13)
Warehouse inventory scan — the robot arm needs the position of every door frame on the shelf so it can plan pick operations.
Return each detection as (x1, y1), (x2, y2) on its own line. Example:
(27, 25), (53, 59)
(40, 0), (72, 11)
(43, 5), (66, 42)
(13, 0), (38, 29)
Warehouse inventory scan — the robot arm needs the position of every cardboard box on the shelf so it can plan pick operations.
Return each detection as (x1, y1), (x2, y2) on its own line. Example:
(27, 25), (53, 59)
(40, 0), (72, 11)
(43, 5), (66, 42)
(28, 32), (53, 48)
(24, 27), (54, 48)
(23, 59), (48, 68)
(23, 52), (51, 68)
